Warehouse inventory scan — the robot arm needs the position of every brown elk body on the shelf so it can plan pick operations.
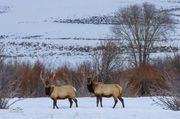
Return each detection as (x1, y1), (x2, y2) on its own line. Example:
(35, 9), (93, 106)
(87, 77), (125, 108)
(40, 71), (78, 109)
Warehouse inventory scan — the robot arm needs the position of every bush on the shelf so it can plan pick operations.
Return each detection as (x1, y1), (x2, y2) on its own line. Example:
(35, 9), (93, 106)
(0, 95), (8, 109)
(152, 54), (180, 111)
(126, 65), (170, 96)
(154, 70), (180, 111)
(0, 80), (22, 109)
(153, 96), (180, 111)
(0, 96), (22, 109)
(17, 61), (45, 97)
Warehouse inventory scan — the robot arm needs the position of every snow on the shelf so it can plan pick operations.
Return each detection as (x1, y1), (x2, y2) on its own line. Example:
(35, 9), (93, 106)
(0, 97), (179, 119)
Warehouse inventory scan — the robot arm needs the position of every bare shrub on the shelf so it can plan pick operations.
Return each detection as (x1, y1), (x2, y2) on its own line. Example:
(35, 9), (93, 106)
(152, 54), (180, 111)
(153, 81), (180, 111)
(153, 96), (180, 111)
(0, 45), (22, 108)
(0, 80), (22, 109)
(17, 61), (45, 97)
(126, 65), (169, 96)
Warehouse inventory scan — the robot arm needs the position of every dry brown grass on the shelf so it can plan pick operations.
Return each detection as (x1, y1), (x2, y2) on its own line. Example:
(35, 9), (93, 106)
(16, 62), (45, 97)
(125, 65), (170, 96)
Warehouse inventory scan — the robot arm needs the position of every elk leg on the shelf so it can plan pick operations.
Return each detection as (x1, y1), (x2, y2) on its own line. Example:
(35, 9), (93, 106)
(53, 100), (55, 109)
(118, 97), (125, 108)
(68, 98), (73, 108)
(73, 98), (78, 108)
(53, 99), (59, 109)
(113, 97), (118, 108)
(96, 97), (100, 107)
(55, 101), (59, 109)
(99, 97), (103, 107)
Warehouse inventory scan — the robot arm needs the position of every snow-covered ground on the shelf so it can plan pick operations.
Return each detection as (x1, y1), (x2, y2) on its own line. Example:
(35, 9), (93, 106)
(0, 0), (180, 68)
(0, 97), (179, 119)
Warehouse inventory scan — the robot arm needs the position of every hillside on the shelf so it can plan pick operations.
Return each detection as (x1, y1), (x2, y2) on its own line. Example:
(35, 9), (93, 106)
(0, 0), (180, 68)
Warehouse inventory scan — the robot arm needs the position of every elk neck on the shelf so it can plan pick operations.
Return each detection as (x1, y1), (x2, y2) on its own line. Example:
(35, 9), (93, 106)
(87, 82), (95, 93)
(45, 86), (54, 96)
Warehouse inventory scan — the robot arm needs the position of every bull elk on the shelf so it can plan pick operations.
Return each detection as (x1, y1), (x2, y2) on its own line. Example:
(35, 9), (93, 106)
(40, 71), (78, 109)
(87, 77), (125, 108)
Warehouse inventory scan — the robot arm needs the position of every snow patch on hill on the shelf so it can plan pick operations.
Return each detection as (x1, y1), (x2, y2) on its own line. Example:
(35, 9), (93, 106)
(0, 0), (180, 67)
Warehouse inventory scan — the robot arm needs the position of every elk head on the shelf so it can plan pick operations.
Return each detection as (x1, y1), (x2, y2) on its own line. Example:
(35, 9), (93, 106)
(87, 75), (98, 93)
(87, 76), (92, 85)
(87, 75), (98, 84)
(40, 71), (56, 88)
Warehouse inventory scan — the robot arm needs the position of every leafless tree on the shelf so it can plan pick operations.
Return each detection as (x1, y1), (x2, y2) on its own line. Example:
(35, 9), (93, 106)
(91, 40), (123, 82)
(112, 3), (174, 67)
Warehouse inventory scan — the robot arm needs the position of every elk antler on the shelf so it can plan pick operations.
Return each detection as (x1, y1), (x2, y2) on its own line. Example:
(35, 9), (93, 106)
(92, 74), (98, 82)
(40, 71), (44, 81)
(51, 72), (56, 80)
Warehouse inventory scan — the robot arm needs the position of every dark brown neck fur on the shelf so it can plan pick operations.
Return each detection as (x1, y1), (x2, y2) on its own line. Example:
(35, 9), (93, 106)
(45, 86), (54, 96)
(87, 82), (94, 93)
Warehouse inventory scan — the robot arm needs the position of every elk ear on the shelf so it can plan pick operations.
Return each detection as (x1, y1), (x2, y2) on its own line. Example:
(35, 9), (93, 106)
(93, 78), (97, 82)
(87, 77), (92, 84)
(92, 74), (98, 82)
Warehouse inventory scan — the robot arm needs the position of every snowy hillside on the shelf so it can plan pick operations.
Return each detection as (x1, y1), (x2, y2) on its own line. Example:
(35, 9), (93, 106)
(0, 0), (180, 68)
(0, 97), (180, 119)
